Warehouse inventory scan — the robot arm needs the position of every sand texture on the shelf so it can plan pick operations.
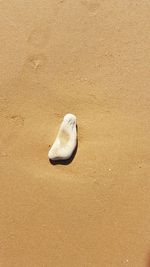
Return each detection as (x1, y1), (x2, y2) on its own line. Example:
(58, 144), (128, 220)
(0, 0), (150, 266)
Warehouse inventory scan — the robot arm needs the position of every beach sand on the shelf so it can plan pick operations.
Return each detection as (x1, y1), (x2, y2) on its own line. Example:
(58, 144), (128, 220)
(0, 0), (150, 266)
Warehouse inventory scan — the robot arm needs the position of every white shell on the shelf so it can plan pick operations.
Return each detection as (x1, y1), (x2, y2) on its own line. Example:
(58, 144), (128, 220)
(48, 113), (77, 161)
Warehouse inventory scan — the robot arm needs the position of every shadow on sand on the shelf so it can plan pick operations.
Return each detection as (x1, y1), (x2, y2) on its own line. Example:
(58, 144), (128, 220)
(146, 252), (150, 267)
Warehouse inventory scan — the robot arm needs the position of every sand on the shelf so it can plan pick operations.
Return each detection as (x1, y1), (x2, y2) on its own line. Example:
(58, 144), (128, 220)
(0, 0), (150, 266)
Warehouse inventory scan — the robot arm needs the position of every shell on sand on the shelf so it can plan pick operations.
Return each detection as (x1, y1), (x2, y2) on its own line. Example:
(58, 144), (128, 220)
(48, 113), (77, 161)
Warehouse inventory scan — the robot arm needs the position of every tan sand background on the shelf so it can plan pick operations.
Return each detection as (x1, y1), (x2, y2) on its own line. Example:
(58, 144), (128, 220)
(0, 0), (150, 266)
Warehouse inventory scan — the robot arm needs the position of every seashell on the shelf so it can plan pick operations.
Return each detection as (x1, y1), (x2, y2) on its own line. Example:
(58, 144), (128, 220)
(48, 113), (77, 161)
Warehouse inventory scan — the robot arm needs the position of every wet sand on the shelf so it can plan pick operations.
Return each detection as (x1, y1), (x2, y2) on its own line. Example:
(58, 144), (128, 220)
(0, 0), (150, 266)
